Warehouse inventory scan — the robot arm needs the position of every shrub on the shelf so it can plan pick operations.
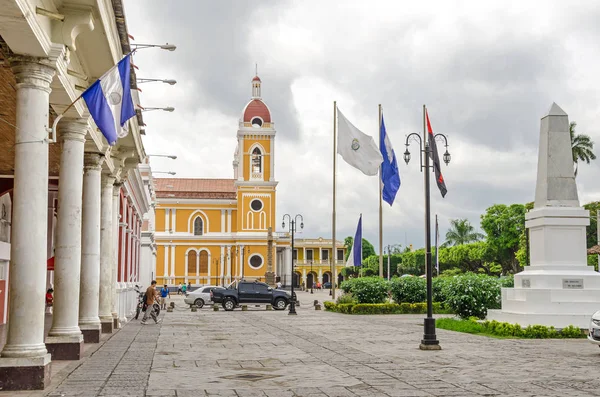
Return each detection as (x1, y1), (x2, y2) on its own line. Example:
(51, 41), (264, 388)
(336, 293), (356, 305)
(432, 277), (451, 304)
(523, 325), (550, 339)
(499, 275), (514, 288)
(390, 277), (426, 303)
(561, 325), (584, 338)
(323, 302), (450, 315)
(340, 278), (359, 294)
(444, 273), (503, 319)
(348, 277), (389, 304)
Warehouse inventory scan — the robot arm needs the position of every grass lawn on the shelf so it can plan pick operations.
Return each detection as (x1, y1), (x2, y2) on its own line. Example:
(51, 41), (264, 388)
(436, 317), (586, 339)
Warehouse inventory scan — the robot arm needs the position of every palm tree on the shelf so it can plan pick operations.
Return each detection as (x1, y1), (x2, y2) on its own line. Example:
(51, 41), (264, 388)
(571, 121), (596, 177)
(443, 219), (484, 247)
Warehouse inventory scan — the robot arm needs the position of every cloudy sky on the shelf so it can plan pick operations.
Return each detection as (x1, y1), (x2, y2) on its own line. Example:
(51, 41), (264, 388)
(123, 0), (600, 251)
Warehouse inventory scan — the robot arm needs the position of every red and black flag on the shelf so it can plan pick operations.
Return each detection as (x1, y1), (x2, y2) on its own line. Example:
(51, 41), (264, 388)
(425, 110), (447, 198)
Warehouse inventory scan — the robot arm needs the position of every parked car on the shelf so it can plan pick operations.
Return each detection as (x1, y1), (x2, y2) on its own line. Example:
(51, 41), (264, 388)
(211, 280), (291, 311)
(588, 310), (600, 347)
(184, 285), (224, 308)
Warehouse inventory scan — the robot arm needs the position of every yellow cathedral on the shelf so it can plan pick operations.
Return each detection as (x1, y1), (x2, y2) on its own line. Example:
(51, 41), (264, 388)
(153, 75), (346, 288)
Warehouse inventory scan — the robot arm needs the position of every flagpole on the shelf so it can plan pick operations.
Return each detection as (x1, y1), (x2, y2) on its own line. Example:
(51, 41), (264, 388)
(378, 104), (383, 278)
(331, 101), (337, 300)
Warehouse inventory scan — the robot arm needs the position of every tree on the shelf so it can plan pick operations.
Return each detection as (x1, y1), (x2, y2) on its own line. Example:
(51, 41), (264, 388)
(443, 218), (484, 247)
(343, 236), (376, 261)
(571, 121), (596, 177)
(480, 204), (526, 274)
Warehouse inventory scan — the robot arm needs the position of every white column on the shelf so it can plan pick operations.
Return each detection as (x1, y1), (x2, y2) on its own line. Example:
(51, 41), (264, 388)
(163, 244), (169, 283)
(78, 153), (103, 343)
(270, 136), (275, 181)
(164, 208), (170, 232)
(237, 247), (243, 279)
(284, 247), (292, 286)
(184, 250), (189, 283)
(171, 209), (176, 233)
(46, 118), (87, 358)
(227, 209), (232, 232)
(170, 243), (176, 280)
(118, 200), (127, 325)
(221, 210), (225, 233)
(0, 60), (54, 364)
(207, 249), (211, 284)
(111, 182), (121, 328)
(318, 268), (323, 284)
(226, 246), (232, 283)
(99, 175), (115, 333)
(220, 246), (225, 284)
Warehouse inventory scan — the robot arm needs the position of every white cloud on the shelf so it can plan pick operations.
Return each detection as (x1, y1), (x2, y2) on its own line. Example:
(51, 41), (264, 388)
(124, 0), (600, 251)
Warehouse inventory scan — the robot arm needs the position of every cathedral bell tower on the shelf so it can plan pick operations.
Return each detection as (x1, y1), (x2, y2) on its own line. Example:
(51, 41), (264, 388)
(233, 75), (278, 233)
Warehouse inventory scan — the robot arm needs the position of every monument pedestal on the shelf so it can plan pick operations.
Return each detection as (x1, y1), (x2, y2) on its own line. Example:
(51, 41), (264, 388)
(488, 207), (600, 328)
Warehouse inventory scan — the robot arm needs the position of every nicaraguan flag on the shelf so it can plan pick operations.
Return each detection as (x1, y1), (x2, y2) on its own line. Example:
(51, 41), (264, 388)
(379, 113), (400, 205)
(82, 54), (136, 145)
(337, 107), (383, 176)
(345, 214), (363, 267)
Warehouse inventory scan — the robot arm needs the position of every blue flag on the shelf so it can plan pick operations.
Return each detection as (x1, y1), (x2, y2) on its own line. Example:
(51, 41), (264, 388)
(380, 114), (401, 205)
(82, 54), (136, 145)
(346, 214), (363, 267)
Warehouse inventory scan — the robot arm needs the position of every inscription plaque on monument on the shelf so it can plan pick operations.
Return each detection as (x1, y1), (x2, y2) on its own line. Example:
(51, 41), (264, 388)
(562, 279), (583, 289)
(522, 279), (531, 288)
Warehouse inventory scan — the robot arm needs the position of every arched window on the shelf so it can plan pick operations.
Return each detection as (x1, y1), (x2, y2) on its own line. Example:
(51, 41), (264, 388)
(187, 251), (197, 276)
(252, 147), (262, 174)
(194, 217), (203, 236)
(199, 251), (209, 274)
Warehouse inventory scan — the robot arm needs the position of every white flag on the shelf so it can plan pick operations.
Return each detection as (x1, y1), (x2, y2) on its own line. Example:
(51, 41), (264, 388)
(345, 245), (354, 267)
(337, 108), (383, 176)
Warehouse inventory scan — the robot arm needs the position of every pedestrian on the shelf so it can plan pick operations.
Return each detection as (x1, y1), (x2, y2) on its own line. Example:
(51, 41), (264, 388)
(159, 284), (170, 310)
(177, 283), (182, 295)
(45, 288), (54, 314)
(187, 282), (191, 292)
(182, 282), (187, 296)
(276, 281), (282, 289)
(141, 280), (161, 325)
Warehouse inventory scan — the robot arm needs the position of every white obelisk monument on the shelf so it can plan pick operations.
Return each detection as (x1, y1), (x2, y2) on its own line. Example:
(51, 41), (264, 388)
(488, 103), (600, 328)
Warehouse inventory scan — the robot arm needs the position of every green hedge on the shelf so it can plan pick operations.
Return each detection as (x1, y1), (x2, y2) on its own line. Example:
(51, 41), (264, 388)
(339, 277), (389, 304)
(390, 277), (426, 303)
(337, 273), (517, 318)
(437, 318), (586, 339)
(324, 301), (452, 315)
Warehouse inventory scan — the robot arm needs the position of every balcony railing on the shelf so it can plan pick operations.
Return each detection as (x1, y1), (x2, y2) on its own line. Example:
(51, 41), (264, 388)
(250, 172), (263, 181)
(293, 259), (345, 266)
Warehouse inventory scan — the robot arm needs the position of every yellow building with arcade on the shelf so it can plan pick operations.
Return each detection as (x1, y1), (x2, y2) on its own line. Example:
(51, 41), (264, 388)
(153, 76), (346, 288)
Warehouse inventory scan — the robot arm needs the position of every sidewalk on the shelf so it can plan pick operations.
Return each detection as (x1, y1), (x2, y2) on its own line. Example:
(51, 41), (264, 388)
(4, 293), (600, 396)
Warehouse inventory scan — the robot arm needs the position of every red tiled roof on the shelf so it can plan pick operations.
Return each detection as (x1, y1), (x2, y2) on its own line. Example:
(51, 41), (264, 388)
(252, 75), (261, 82)
(155, 178), (236, 199)
(243, 99), (271, 122)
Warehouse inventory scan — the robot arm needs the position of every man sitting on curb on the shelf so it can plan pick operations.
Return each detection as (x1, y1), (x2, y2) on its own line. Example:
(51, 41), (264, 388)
(141, 280), (161, 325)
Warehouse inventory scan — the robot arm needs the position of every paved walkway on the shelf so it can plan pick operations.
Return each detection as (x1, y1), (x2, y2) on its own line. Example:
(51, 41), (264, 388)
(5, 291), (600, 397)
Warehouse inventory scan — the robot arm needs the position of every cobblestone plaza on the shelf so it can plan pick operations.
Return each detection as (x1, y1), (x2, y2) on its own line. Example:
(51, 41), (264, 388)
(5, 293), (599, 397)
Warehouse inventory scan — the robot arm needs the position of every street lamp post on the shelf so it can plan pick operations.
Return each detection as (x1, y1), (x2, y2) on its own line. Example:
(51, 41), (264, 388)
(147, 154), (177, 160)
(152, 171), (176, 175)
(403, 106), (451, 351)
(141, 107), (175, 112)
(131, 43), (177, 51)
(138, 78), (177, 85)
(282, 214), (303, 315)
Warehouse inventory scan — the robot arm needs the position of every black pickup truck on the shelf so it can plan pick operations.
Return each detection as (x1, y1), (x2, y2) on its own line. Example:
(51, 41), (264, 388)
(211, 281), (291, 311)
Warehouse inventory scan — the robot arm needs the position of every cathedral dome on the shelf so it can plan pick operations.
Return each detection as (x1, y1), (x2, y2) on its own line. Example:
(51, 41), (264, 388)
(243, 99), (271, 123)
